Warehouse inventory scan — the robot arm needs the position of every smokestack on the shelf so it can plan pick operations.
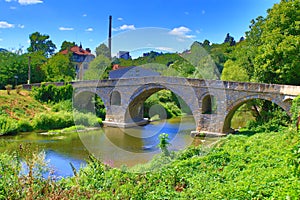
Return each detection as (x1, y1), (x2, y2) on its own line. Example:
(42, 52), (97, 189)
(108, 15), (112, 59)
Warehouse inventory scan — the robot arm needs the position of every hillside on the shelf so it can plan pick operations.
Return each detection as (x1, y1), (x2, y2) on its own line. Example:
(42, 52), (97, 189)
(0, 89), (49, 120)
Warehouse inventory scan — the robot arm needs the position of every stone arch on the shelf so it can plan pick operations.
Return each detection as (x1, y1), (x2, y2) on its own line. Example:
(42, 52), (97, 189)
(73, 89), (107, 117)
(201, 94), (217, 114)
(124, 83), (199, 124)
(222, 94), (289, 133)
(110, 90), (121, 106)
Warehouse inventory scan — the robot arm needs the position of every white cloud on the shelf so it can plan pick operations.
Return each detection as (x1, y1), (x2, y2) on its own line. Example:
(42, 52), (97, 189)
(59, 27), (74, 31)
(5, 0), (15, 2)
(0, 21), (15, 28)
(117, 17), (123, 21)
(120, 24), (135, 30)
(18, 0), (43, 5)
(113, 24), (136, 31)
(169, 26), (195, 39)
(18, 24), (25, 29)
(83, 14), (87, 17)
(10, 6), (17, 9)
(85, 27), (93, 32)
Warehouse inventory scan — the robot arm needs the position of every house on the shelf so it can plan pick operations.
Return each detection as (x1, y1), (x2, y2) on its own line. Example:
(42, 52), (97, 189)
(117, 51), (131, 60)
(60, 44), (95, 80)
(109, 65), (160, 79)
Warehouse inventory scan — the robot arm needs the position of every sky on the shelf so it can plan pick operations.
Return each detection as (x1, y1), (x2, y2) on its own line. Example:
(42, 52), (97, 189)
(0, 0), (279, 57)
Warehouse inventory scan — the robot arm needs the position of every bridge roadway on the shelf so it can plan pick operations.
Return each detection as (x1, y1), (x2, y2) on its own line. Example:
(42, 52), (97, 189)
(70, 76), (300, 135)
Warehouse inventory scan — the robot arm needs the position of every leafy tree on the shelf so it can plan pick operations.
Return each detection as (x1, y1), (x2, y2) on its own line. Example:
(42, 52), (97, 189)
(224, 33), (236, 46)
(60, 41), (76, 51)
(41, 53), (75, 82)
(27, 32), (56, 57)
(95, 43), (110, 58)
(221, 59), (249, 82)
(253, 0), (300, 85)
(83, 54), (111, 80)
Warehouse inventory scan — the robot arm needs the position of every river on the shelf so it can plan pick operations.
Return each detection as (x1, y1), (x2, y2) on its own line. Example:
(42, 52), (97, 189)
(0, 116), (218, 177)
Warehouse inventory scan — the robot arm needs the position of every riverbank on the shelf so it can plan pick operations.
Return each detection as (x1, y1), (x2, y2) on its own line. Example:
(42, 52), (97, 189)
(0, 89), (102, 136)
(0, 127), (299, 199)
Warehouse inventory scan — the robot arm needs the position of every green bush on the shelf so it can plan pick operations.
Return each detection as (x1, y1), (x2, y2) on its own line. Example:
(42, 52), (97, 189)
(32, 83), (73, 103)
(0, 116), (18, 135)
(33, 111), (74, 130)
(51, 100), (73, 112)
(73, 111), (102, 127)
(17, 119), (33, 132)
(246, 108), (290, 132)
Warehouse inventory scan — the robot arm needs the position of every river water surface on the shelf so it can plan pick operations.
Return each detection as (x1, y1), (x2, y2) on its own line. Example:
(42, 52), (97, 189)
(0, 116), (218, 177)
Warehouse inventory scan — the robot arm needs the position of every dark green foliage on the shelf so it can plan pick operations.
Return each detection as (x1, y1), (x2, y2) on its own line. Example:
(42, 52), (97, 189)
(27, 32), (56, 57)
(246, 103), (290, 132)
(32, 83), (73, 103)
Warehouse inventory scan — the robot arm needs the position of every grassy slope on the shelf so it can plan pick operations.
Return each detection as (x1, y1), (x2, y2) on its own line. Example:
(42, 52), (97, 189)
(0, 89), (49, 120)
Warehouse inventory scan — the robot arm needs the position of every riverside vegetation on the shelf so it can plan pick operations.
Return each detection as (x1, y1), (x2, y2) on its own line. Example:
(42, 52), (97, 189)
(0, 108), (299, 199)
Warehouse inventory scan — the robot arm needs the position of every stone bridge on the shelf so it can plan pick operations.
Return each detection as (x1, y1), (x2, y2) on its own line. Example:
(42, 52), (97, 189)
(72, 76), (300, 134)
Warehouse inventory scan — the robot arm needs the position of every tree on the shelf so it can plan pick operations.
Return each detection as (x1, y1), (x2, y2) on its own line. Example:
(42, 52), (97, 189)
(83, 54), (111, 80)
(27, 32), (56, 57)
(252, 0), (300, 85)
(41, 53), (75, 82)
(95, 43), (110, 58)
(224, 33), (236, 46)
(60, 41), (76, 51)
(221, 59), (249, 82)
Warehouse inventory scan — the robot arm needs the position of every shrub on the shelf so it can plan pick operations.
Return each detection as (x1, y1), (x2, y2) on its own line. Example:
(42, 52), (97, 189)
(17, 119), (33, 132)
(51, 100), (73, 112)
(73, 111), (102, 127)
(4, 84), (12, 95)
(32, 83), (73, 103)
(0, 116), (18, 135)
(33, 111), (74, 130)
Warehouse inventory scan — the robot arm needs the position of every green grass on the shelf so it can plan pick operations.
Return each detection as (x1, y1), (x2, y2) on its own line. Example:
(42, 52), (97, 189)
(0, 89), (49, 120)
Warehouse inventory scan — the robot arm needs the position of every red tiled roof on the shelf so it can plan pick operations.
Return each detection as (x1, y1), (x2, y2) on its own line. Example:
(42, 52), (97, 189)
(60, 46), (94, 56)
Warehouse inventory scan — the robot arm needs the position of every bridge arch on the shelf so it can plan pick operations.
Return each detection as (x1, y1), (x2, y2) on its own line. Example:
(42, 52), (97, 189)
(124, 83), (200, 123)
(222, 94), (290, 133)
(73, 89), (108, 119)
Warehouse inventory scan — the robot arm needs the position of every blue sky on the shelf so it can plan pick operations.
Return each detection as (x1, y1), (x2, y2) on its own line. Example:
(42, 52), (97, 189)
(0, 0), (279, 56)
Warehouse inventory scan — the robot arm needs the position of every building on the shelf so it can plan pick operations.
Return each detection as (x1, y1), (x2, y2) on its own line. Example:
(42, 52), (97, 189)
(117, 51), (131, 60)
(60, 44), (95, 80)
